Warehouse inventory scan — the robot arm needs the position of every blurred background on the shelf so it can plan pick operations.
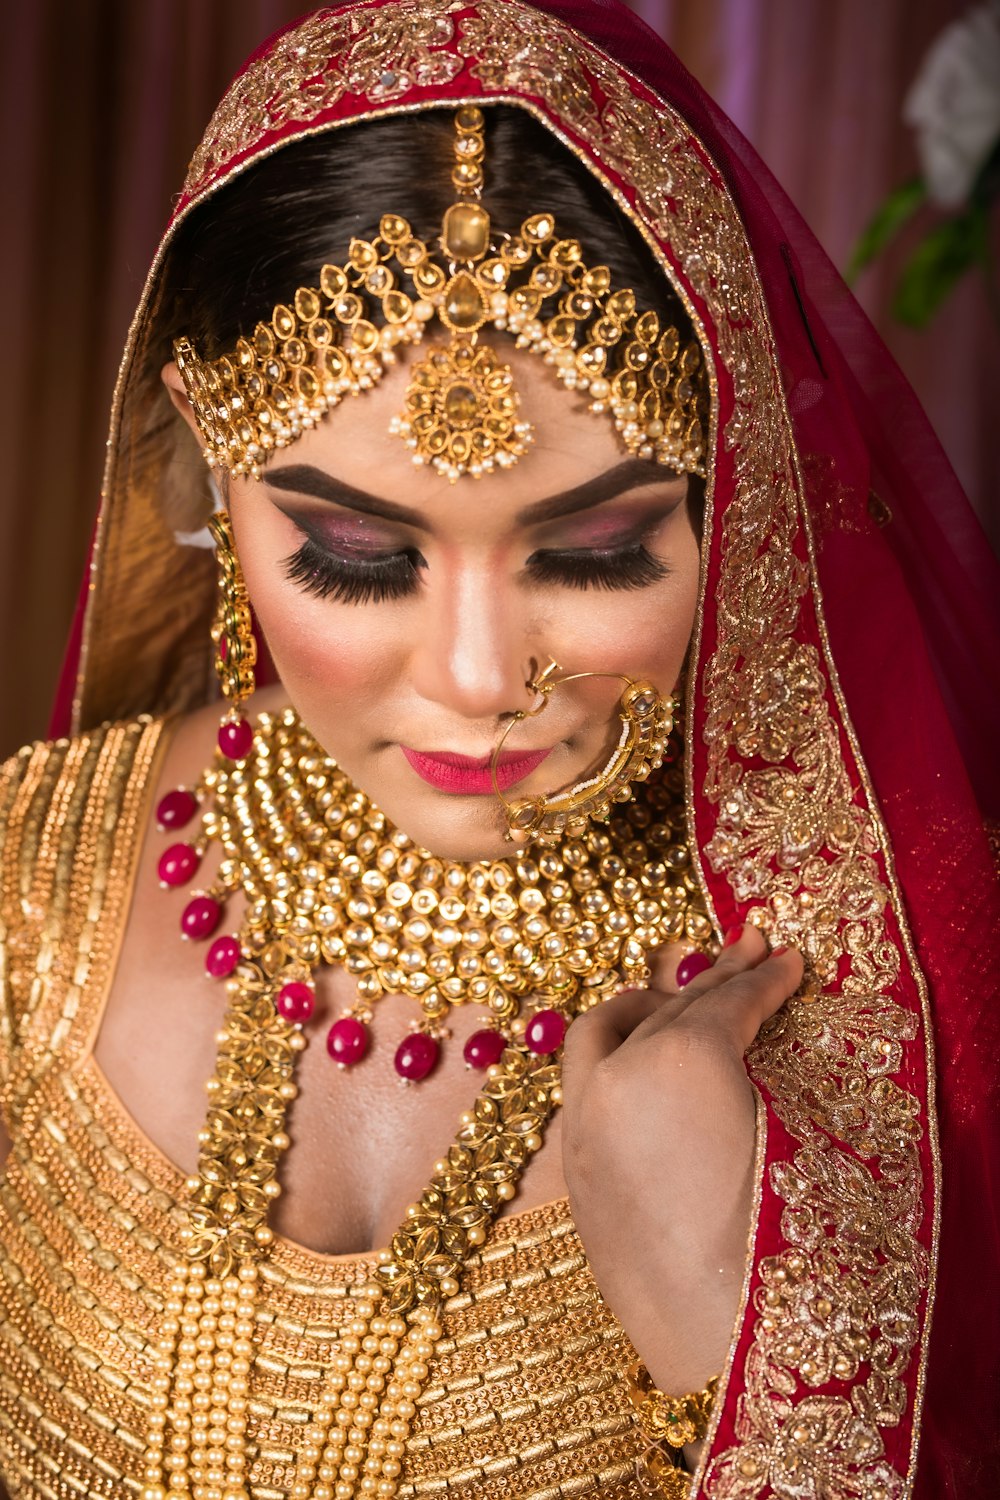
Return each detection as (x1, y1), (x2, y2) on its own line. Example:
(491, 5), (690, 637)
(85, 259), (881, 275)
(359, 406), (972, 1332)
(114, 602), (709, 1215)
(0, 0), (996, 757)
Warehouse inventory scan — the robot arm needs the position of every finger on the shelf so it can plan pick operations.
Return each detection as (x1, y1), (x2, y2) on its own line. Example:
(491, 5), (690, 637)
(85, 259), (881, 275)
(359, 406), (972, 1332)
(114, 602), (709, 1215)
(676, 922), (770, 992)
(572, 925), (772, 1065)
(645, 922), (768, 997)
(564, 983), (684, 1070)
(565, 935), (804, 1070)
(678, 946), (804, 1052)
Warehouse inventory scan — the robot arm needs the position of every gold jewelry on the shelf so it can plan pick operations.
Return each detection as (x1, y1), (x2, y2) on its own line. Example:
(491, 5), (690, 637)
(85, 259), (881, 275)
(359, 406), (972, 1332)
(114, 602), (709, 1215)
(493, 661), (675, 846)
(627, 1360), (719, 1448)
(169, 707), (709, 1073)
(636, 1447), (693, 1499)
(208, 510), (259, 762)
(174, 105), (708, 481)
(143, 708), (713, 1499)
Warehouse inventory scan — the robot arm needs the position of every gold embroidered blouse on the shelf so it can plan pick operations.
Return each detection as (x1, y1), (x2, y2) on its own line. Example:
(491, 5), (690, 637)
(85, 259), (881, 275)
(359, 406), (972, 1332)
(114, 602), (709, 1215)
(0, 720), (651, 1498)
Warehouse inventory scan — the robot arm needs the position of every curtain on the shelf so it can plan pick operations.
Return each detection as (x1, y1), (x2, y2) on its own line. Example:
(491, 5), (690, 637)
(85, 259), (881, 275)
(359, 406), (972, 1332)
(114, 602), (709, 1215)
(0, 0), (994, 758)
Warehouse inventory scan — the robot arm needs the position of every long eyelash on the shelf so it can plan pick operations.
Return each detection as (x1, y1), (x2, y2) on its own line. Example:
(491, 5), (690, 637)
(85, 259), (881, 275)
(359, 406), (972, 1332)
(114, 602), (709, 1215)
(284, 537), (422, 604)
(526, 544), (670, 592)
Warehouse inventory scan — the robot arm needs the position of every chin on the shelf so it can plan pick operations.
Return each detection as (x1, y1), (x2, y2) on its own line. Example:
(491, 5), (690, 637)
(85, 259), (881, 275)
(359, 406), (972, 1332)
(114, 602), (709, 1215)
(376, 788), (517, 861)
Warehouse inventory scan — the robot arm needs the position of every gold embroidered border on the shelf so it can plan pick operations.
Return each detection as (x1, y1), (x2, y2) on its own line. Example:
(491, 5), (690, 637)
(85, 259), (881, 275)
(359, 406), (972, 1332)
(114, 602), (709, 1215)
(184, 4), (469, 197)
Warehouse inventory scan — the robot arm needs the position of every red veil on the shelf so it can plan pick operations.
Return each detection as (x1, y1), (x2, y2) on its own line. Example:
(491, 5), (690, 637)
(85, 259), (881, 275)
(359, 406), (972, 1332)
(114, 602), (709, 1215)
(50, 3), (1000, 1494)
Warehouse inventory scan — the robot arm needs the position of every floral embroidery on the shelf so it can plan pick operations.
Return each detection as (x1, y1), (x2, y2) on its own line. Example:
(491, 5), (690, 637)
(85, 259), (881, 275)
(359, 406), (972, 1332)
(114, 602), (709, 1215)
(185, 3), (465, 197)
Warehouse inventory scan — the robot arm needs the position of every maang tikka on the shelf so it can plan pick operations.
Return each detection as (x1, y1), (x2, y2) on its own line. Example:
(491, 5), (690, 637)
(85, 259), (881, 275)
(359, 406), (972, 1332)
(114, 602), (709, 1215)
(174, 105), (709, 483)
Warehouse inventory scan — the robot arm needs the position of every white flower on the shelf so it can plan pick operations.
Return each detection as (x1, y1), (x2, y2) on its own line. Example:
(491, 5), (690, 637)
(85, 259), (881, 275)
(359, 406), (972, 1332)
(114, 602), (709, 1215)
(904, 1), (1000, 206)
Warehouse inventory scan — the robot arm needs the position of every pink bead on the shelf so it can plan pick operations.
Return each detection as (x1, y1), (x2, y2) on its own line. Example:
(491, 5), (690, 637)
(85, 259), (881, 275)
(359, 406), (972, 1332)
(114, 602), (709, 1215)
(205, 935), (241, 978)
(394, 1032), (440, 1082)
(218, 717), (254, 761)
(463, 1029), (507, 1070)
(525, 1009), (567, 1055)
(676, 951), (713, 987)
(181, 895), (222, 941)
(156, 788), (198, 830)
(277, 981), (315, 1024)
(158, 842), (200, 887)
(327, 1015), (370, 1067)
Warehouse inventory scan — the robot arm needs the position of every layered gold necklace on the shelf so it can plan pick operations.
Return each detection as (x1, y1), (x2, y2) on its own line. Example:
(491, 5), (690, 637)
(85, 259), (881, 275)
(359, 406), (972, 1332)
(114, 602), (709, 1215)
(143, 709), (711, 1499)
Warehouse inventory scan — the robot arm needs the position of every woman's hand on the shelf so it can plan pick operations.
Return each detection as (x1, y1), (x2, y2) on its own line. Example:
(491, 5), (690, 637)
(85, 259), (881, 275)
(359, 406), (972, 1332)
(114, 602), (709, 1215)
(561, 924), (803, 1399)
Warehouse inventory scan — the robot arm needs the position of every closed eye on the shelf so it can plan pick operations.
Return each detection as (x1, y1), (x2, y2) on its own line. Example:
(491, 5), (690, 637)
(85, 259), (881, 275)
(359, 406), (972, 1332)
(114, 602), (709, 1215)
(281, 522), (672, 605)
(524, 542), (670, 591)
(284, 536), (423, 604)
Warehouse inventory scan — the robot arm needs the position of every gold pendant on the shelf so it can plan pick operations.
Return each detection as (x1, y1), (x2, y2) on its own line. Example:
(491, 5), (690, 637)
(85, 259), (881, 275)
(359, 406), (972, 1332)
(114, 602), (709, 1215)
(395, 335), (532, 480)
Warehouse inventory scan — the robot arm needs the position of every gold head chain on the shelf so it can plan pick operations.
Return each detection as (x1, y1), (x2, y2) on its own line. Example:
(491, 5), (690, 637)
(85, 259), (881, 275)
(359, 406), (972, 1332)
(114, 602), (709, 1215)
(174, 105), (708, 482)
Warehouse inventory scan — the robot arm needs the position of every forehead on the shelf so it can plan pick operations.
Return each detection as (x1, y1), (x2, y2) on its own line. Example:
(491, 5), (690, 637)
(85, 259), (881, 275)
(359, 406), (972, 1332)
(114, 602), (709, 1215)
(255, 341), (673, 521)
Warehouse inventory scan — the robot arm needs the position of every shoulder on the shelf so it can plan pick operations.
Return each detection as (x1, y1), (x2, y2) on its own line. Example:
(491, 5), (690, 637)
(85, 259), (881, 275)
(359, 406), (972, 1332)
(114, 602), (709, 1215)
(0, 716), (166, 903)
(0, 717), (166, 1116)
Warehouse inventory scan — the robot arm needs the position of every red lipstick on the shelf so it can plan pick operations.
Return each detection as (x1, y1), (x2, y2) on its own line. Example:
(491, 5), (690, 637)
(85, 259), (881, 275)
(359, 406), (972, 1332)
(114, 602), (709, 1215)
(401, 746), (551, 795)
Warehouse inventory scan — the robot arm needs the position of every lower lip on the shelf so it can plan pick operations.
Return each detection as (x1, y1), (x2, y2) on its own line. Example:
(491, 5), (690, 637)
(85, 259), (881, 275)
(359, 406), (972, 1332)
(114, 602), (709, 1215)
(401, 746), (552, 795)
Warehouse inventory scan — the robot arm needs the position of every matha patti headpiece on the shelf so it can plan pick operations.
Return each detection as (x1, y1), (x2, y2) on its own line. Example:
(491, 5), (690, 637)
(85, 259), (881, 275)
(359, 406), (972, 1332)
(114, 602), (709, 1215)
(174, 106), (708, 482)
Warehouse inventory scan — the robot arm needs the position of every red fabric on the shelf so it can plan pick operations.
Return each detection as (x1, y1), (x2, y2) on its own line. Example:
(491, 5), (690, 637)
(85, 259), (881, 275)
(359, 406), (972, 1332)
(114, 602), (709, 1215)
(55, 2), (1000, 1491)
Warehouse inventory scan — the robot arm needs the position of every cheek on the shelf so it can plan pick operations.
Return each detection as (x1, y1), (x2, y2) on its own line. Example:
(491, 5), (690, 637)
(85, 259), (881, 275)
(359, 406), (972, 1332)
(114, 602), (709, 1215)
(551, 554), (699, 687)
(232, 511), (398, 725)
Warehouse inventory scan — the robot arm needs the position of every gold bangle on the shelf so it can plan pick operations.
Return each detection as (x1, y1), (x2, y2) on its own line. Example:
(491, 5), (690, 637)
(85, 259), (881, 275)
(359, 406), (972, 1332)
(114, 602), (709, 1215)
(627, 1360), (719, 1448)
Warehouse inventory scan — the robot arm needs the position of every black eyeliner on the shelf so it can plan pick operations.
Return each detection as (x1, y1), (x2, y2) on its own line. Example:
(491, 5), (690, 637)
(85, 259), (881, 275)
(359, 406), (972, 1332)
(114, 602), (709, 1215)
(283, 537), (421, 605)
(281, 510), (674, 606)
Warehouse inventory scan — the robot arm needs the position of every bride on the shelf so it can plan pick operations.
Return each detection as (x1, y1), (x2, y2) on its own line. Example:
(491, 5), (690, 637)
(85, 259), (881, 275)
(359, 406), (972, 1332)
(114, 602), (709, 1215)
(1, 3), (997, 1497)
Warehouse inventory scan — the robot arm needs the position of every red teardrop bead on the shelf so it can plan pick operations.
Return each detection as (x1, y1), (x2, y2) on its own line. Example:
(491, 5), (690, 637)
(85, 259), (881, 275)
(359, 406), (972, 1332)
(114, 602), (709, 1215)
(218, 717), (254, 761)
(156, 788), (198, 830)
(277, 981), (315, 1024)
(525, 1009), (567, 1055)
(158, 842), (200, 888)
(676, 951), (712, 988)
(181, 895), (222, 941)
(463, 1029), (507, 1070)
(327, 1016), (370, 1067)
(205, 935), (241, 978)
(394, 1032), (440, 1082)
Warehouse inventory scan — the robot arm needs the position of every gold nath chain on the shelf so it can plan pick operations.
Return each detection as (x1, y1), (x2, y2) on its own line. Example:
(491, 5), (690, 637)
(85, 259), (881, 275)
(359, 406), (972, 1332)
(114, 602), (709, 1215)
(141, 715), (710, 1499)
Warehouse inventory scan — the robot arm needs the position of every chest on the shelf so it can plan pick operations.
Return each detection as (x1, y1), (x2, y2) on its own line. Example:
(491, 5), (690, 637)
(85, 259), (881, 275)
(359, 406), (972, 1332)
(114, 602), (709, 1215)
(95, 891), (568, 1255)
(0, 1052), (635, 1499)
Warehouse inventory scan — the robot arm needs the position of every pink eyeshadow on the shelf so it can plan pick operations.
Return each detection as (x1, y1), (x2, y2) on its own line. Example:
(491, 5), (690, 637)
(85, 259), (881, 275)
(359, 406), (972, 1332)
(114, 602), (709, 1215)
(552, 514), (644, 549)
(302, 513), (400, 556)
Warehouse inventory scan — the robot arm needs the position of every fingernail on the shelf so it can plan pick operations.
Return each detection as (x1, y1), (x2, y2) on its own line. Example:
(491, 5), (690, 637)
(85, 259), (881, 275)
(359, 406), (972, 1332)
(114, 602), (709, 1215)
(722, 924), (745, 948)
(676, 951), (713, 987)
(770, 944), (790, 957)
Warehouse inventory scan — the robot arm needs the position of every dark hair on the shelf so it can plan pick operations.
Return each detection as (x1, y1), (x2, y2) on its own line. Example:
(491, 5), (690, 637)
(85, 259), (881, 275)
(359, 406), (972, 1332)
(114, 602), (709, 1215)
(162, 105), (694, 357)
(150, 105), (704, 525)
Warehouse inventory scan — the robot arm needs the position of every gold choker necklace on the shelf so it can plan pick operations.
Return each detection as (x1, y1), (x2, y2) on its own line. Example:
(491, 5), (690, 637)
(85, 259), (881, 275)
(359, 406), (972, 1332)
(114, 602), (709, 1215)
(143, 710), (711, 1500)
(157, 707), (712, 1081)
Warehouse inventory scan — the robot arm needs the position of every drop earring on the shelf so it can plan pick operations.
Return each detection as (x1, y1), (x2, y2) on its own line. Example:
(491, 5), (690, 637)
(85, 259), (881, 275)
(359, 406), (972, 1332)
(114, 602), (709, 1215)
(208, 510), (257, 761)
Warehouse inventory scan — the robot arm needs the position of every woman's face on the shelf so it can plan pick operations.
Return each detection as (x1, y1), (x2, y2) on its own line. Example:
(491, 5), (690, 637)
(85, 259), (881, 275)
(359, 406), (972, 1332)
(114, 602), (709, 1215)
(173, 344), (702, 859)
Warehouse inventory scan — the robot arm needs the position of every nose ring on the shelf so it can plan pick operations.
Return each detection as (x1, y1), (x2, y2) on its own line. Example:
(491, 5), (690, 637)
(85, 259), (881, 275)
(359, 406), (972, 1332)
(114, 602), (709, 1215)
(491, 665), (675, 846)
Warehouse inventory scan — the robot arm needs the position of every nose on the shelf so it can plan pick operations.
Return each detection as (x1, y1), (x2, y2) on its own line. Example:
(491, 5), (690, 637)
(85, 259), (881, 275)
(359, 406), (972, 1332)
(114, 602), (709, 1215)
(408, 560), (533, 721)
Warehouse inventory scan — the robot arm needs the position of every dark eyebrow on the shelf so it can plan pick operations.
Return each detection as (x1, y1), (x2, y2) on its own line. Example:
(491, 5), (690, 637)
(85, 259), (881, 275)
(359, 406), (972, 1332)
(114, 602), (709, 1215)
(517, 459), (680, 525)
(264, 465), (429, 528)
(263, 457), (682, 531)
